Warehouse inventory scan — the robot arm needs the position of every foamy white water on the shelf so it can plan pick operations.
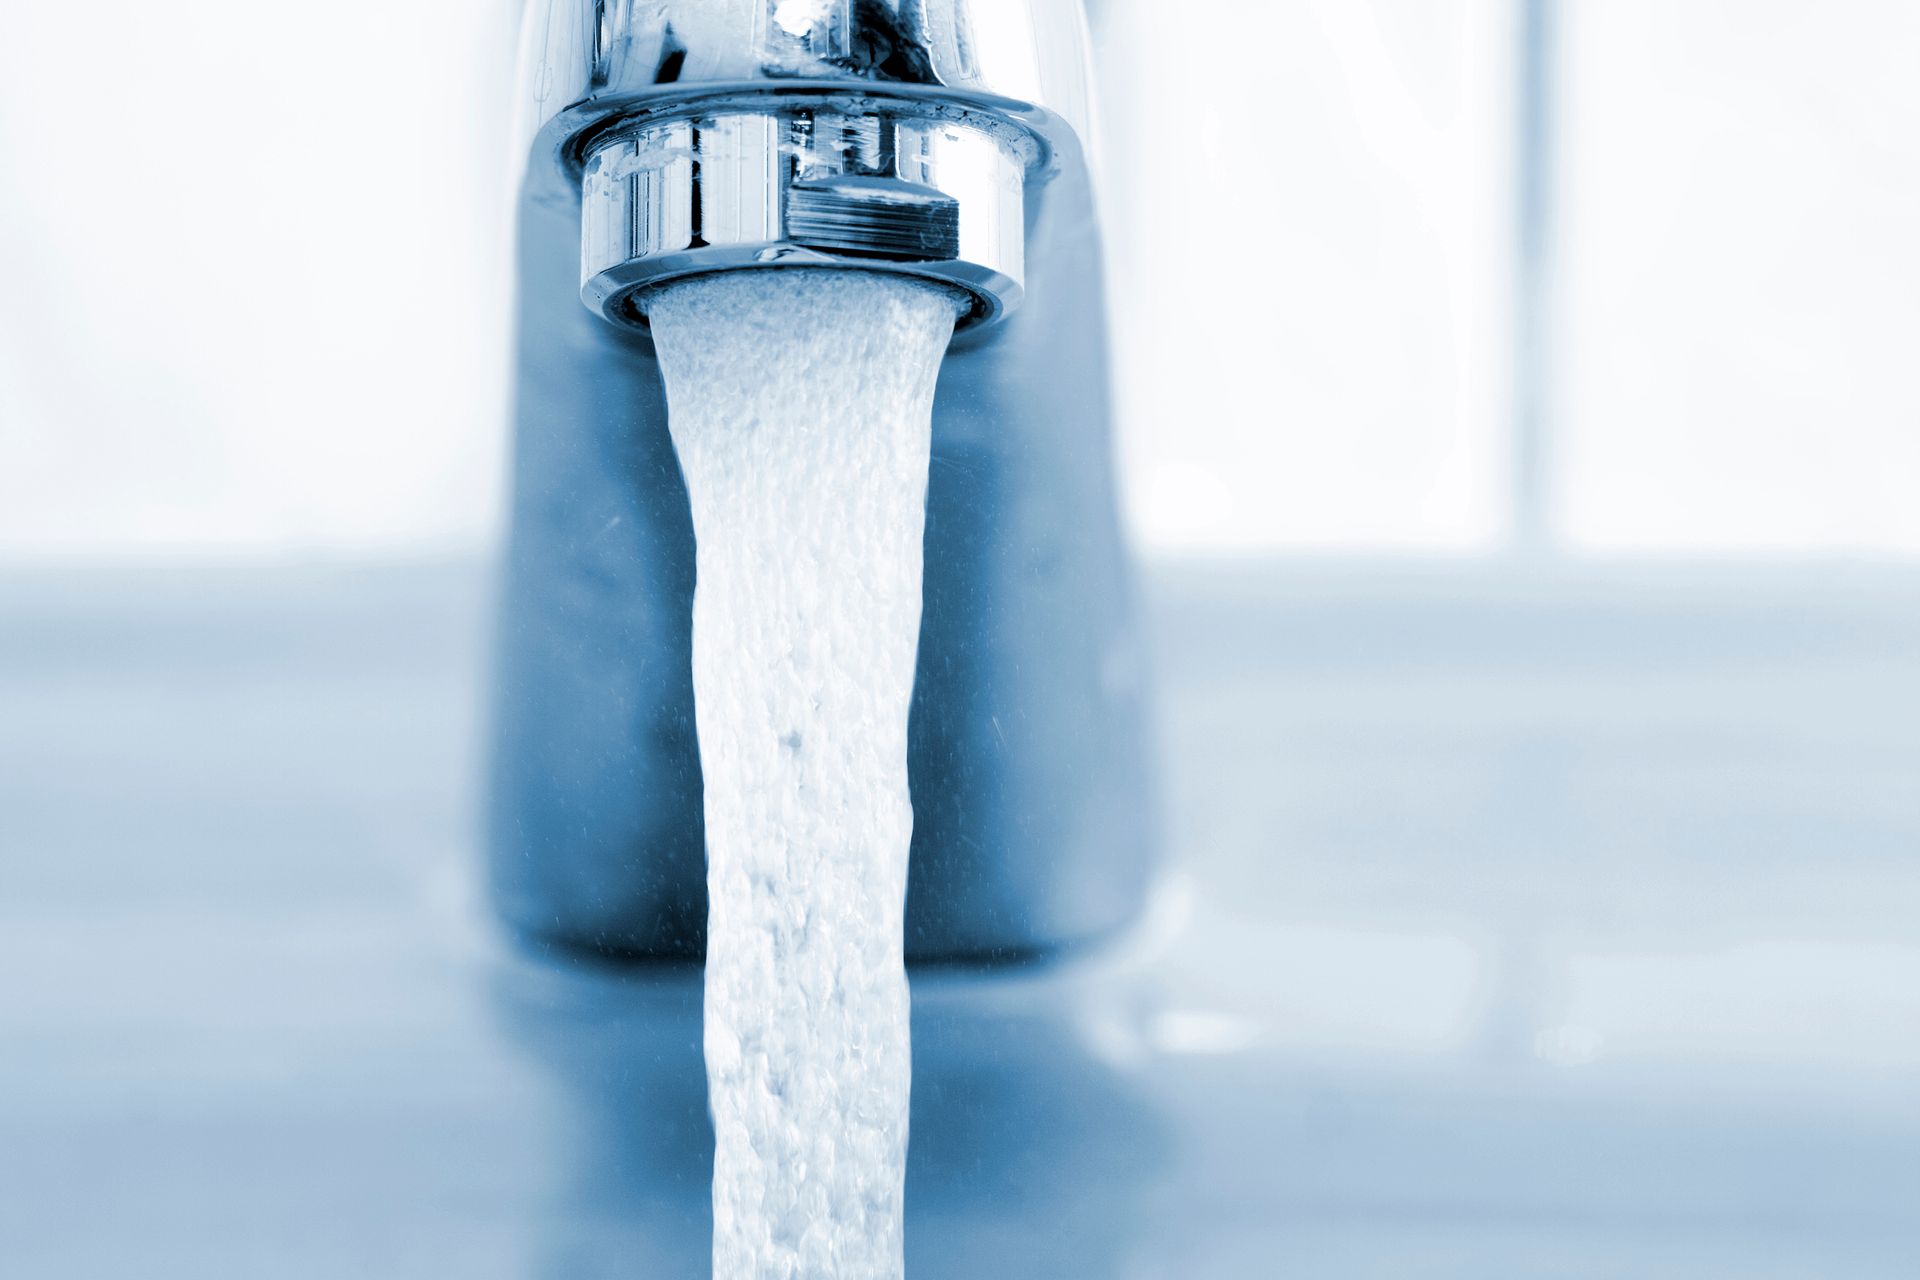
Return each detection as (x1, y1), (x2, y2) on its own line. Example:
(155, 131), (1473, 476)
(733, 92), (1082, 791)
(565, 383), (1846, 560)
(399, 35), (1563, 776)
(650, 269), (960, 1279)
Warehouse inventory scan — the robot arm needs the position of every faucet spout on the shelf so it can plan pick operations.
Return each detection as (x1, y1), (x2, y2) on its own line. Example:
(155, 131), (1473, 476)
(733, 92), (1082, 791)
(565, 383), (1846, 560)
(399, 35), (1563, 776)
(490, 0), (1156, 963)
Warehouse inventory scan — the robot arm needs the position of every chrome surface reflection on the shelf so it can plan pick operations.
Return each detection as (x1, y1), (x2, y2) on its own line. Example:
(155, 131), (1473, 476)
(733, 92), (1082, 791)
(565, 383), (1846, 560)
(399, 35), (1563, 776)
(578, 103), (1030, 329)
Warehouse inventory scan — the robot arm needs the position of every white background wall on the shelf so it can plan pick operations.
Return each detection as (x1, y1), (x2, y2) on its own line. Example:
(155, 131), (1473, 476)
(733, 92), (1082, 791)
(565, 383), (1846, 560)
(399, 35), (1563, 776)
(1, 1), (1916, 562)
(1552, 0), (1920, 555)
(0, 0), (517, 560)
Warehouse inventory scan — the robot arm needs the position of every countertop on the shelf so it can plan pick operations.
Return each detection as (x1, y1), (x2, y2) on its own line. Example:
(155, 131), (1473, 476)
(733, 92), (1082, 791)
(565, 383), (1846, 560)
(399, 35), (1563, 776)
(4, 559), (1919, 1278)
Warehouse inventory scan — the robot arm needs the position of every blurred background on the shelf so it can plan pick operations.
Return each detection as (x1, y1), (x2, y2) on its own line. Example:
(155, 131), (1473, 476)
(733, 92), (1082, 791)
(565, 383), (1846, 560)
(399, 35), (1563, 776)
(4, 1), (1918, 1276)
(7, 0), (1917, 561)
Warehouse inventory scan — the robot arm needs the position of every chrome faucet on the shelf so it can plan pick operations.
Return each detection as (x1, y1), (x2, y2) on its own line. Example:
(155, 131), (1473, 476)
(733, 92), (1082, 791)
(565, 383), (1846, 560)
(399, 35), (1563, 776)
(489, 0), (1154, 963)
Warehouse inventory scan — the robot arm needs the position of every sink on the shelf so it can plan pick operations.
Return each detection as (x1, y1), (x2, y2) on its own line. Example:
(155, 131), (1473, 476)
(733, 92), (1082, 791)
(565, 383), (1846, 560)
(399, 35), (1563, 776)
(3, 559), (1918, 1277)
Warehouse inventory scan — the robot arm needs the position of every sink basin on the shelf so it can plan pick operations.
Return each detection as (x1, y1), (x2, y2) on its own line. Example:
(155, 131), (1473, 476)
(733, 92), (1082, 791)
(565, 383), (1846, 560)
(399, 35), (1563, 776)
(3, 559), (1918, 1277)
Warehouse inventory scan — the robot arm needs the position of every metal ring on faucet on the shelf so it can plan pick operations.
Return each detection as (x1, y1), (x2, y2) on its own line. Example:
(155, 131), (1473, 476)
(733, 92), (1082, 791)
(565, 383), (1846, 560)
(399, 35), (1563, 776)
(577, 100), (1031, 333)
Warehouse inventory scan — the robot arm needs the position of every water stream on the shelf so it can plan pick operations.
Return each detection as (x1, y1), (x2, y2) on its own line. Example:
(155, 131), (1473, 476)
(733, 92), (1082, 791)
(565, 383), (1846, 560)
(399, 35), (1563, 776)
(650, 269), (961, 1278)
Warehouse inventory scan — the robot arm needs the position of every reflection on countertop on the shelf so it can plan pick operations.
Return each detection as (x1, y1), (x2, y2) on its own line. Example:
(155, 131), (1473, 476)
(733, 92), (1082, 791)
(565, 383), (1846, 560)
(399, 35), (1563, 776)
(2, 558), (1918, 1278)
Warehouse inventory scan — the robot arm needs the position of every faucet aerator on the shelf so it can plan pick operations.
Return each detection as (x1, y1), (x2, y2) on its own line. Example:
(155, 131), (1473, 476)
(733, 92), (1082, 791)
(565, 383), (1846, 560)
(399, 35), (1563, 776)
(578, 103), (1031, 335)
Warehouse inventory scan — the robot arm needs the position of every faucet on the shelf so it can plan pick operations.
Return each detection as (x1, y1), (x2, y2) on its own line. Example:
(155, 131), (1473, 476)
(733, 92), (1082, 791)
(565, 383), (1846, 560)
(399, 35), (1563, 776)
(489, 0), (1154, 963)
